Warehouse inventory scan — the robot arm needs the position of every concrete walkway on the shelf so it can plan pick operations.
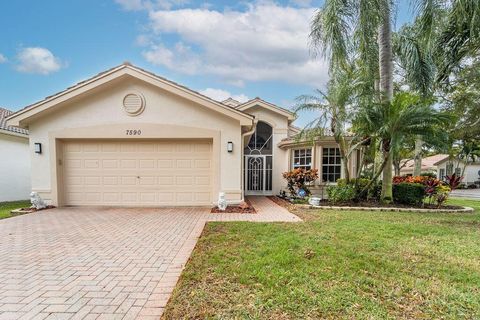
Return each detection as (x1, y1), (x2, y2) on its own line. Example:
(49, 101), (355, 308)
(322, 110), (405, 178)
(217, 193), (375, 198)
(0, 197), (300, 320)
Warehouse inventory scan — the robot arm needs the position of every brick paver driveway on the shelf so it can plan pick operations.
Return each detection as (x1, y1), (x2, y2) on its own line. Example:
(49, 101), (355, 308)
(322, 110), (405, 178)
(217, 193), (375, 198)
(0, 197), (299, 319)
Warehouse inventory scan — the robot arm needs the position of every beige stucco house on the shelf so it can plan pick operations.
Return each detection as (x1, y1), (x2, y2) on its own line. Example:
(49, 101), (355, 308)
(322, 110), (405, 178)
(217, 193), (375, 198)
(7, 63), (359, 207)
(0, 107), (31, 201)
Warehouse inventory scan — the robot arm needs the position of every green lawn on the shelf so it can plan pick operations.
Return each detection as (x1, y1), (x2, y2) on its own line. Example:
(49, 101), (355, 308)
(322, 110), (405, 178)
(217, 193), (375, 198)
(163, 198), (480, 319)
(0, 200), (30, 219)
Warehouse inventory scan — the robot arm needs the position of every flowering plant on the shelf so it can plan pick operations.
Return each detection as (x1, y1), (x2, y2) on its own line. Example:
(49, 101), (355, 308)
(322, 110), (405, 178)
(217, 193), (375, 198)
(434, 185), (451, 207)
(282, 168), (319, 197)
(445, 174), (463, 190)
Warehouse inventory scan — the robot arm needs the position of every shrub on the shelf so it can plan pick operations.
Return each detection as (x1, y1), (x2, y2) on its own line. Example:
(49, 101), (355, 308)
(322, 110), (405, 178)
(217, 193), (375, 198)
(337, 178), (374, 200)
(422, 172), (437, 179)
(368, 182), (382, 201)
(326, 185), (356, 204)
(445, 174), (463, 190)
(434, 185), (451, 207)
(393, 183), (426, 205)
(282, 168), (319, 197)
(467, 184), (478, 189)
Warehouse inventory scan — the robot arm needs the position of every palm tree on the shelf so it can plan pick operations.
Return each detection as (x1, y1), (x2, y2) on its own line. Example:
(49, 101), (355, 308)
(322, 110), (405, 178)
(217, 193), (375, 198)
(354, 92), (451, 200)
(293, 66), (362, 182)
(394, 18), (438, 177)
(432, 0), (480, 82)
(309, 0), (477, 201)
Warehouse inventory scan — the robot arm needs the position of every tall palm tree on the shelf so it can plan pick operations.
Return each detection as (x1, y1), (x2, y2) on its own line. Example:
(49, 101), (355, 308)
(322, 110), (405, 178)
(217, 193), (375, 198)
(310, 0), (394, 201)
(394, 18), (438, 177)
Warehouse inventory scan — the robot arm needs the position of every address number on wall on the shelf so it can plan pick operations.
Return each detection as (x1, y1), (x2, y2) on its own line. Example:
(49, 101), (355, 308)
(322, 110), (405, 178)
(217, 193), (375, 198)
(126, 129), (142, 136)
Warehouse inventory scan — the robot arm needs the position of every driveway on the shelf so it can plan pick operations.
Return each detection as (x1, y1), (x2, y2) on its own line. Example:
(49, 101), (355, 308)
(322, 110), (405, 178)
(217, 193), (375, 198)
(0, 197), (300, 320)
(451, 188), (480, 199)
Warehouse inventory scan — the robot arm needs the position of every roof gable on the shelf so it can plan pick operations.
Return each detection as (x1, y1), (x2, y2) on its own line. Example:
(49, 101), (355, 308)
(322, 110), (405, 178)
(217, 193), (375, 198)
(0, 107), (28, 136)
(236, 98), (295, 121)
(7, 63), (254, 127)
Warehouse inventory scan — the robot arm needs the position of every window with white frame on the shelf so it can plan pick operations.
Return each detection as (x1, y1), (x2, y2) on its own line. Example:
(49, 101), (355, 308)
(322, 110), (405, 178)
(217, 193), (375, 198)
(292, 148), (312, 170)
(322, 147), (341, 182)
(439, 168), (446, 180)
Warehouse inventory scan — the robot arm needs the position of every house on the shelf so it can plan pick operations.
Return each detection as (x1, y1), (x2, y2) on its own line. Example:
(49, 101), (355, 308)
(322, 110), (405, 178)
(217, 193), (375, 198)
(0, 107), (31, 202)
(7, 63), (359, 207)
(399, 154), (449, 176)
(434, 157), (480, 186)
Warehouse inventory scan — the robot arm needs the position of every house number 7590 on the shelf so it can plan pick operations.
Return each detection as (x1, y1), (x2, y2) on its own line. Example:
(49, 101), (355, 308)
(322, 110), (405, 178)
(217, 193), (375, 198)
(126, 130), (142, 136)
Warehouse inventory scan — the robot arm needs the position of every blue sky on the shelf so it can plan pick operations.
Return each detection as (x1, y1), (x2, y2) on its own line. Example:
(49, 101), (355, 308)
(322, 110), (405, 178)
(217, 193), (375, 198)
(0, 0), (413, 126)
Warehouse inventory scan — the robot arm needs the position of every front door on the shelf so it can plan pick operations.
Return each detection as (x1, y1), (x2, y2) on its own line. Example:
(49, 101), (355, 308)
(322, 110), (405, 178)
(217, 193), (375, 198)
(245, 155), (273, 195)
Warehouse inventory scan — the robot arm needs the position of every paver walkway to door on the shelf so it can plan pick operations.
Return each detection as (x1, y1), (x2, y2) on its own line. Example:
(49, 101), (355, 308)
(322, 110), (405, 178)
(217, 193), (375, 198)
(0, 197), (300, 320)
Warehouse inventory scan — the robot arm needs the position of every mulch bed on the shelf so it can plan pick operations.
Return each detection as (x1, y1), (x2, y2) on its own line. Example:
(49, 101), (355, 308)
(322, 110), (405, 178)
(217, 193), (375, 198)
(211, 198), (256, 214)
(12, 205), (56, 215)
(267, 196), (464, 210)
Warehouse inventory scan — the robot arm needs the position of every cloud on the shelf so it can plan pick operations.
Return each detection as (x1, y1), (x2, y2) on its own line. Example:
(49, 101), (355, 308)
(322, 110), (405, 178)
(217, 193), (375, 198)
(140, 3), (328, 87)
(290, 0), (313, 7)
(115, 0), (188, 11)
(16, 47), (63, 75)
(199, 88), (249, 103)
(143, 42), (200, 74)
(0, 54), (7, 63)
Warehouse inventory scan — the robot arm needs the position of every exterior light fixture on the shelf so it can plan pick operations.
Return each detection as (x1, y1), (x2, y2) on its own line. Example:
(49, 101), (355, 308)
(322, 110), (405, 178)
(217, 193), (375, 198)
(34, 143), (42, 154)
(227, 141), (233, 153)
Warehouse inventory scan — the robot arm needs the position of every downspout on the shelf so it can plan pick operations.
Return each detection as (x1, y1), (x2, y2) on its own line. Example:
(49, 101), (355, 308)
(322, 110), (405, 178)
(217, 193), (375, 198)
(241, 119), (257, 202)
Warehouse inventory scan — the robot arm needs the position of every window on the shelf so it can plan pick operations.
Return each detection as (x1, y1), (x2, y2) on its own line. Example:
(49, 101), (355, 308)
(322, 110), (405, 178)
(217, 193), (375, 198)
(293, 149), (312, 170)
(322, 147), (341, 182)
(446, 163), (453, 175)
(245, 121), (272, 155)
(455, 167), (461, 176)
(439, 168), (445, 180)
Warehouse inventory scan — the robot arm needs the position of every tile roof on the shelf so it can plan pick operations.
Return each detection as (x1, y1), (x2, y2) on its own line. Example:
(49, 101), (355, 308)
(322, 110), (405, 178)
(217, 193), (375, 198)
(0, 107), (28, 135)
(222, 98), (242, 107)
(235, 97), (295, 116)
(401, 154), (449, 170)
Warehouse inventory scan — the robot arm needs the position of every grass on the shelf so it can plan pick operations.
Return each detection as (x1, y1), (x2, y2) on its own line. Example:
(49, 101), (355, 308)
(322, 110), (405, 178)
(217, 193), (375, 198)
(0, 200), (30, 219)
(163, 198), (480, 319)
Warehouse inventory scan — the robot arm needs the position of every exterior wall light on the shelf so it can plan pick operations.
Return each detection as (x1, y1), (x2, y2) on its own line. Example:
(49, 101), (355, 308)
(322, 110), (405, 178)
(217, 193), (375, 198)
(34, 143), (42, 154)
(227, 141), (233, 153)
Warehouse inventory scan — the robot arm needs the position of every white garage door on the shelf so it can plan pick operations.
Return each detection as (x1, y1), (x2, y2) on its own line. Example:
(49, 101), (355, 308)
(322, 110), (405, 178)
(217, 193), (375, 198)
(62, 140), (213, 206)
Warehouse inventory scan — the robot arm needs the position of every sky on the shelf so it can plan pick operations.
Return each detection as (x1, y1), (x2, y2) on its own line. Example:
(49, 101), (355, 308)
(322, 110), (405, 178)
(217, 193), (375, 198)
(0, 0), (414, 126)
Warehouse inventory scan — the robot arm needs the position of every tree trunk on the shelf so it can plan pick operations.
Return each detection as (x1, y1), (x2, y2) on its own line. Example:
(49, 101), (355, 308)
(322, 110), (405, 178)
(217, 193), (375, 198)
(336, 136), (350, 182)
(413, 136), (423, 176)
(378, 3), (394, 203)
(393, 160), (400, 176)
(381, 152), (393, 202)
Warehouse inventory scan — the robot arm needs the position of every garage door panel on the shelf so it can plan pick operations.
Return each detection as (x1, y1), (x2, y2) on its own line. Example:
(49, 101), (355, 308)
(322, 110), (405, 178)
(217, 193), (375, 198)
(62, 140), (213, 206)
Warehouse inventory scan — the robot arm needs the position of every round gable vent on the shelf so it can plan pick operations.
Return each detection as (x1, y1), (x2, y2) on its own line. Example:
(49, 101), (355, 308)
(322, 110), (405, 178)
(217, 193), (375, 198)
(123, 93), (145, 116)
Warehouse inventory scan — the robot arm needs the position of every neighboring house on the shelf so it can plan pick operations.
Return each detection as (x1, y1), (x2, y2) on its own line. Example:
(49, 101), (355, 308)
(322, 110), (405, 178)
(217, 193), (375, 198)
(399, 154), (449, 176)
(434, 157), (480, 186)
(7, 63), (359, 207)
(0, 107), (31, 202)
